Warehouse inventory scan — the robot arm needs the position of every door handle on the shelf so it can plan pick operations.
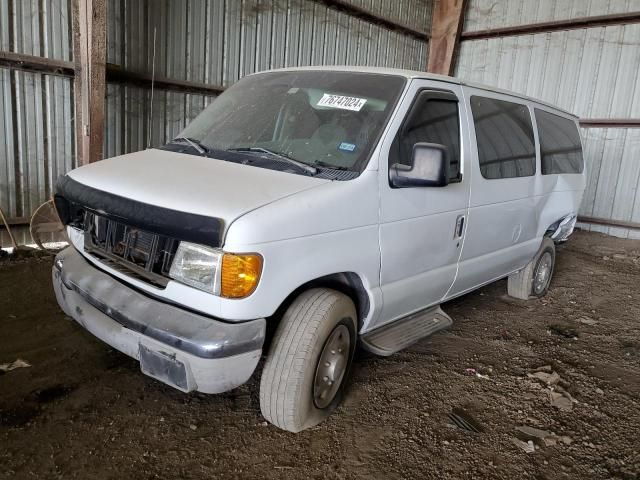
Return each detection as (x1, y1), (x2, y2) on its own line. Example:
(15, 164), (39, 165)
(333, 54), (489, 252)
(454, 215), (465, 239)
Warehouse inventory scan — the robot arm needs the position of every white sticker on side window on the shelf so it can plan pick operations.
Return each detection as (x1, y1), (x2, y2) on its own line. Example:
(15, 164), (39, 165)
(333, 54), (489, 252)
(317, 94), (367, 112)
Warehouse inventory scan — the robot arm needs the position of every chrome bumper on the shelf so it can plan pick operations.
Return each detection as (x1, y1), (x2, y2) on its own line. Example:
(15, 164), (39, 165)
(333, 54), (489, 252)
(52, 247), (266, 393)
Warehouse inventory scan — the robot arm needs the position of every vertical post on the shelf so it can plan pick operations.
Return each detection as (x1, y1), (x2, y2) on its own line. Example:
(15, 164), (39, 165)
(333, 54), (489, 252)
(427, 0), (468, 75)
(72, 0), (107, 165)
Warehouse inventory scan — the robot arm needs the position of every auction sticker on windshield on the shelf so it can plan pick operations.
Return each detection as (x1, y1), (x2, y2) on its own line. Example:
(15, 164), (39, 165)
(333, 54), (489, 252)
(317, 94), (367, 112)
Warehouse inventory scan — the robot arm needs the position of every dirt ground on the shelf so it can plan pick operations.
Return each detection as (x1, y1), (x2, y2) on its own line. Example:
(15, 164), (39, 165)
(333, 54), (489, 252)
(1, 230), (639, 480)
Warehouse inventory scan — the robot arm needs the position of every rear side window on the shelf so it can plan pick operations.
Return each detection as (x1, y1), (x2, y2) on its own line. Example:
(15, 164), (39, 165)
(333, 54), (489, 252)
(470, 96), (536, 179)
(535, 109), (584, 174)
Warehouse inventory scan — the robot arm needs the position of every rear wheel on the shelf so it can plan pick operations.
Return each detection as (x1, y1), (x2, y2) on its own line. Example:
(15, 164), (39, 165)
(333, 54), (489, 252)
(508, 237), (556, 299)
(259, 288), (357, 432)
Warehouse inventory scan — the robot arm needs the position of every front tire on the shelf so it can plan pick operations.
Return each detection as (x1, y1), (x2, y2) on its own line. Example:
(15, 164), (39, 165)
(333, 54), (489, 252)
(507, 237), (556, 299)
(259, 288), (357, 433)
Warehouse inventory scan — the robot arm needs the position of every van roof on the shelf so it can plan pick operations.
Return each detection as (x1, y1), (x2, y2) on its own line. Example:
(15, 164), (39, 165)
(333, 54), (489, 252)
(261, 66), (578, 119)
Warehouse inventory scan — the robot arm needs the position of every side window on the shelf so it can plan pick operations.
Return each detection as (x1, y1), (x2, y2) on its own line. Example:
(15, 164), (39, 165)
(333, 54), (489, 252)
(390, 91), (461, 182)
(470, 96), (536, 179)
(535, 109), (584, 174)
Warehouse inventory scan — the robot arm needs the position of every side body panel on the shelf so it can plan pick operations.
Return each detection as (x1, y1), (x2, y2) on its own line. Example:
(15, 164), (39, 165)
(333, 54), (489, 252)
(531, 104), (586, 238)
(448, 87), (586, 298)
(224, 171), (383, 328)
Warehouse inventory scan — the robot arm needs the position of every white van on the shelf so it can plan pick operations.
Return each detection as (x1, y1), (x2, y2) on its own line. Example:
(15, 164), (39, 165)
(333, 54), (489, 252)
(53, 67), (585, 432)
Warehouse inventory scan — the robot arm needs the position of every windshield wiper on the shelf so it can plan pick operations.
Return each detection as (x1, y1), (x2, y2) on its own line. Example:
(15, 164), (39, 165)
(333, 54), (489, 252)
(170, 137), (209, 155)
(313, 160), (350, 171)
(228, 147), (317, 175)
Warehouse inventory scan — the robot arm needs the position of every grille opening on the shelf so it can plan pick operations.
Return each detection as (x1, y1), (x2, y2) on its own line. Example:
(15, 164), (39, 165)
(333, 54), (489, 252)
(83, 211), (179, 288)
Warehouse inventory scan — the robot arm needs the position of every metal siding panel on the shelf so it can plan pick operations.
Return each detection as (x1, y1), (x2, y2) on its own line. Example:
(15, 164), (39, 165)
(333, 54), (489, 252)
(573, 28), (603, 116)
(239, 0), (258, 77)
(270, 0), (288, 69)
(554, 29), (585, 112)
(297, 0), (313, 66)
(107, 0), (118, 64)
(224, 0), (242, 84)
(284, 0), (300, 67)
(590, 129), (626, 231)
(255, 0), (274, 72)
(323, 7), (337, 64)
(567, 0), (587, 18)
(464, 0), (640, 31)
(630, 129), (640, 239)
(104, 83), (116, 158)
(591, 26), (624, 118)
(188, 0), (207, 83)
(206, 0), (225, 84)
(579, 128), (606, 217)
(0, 1), (9, 51)
(90, 0), (429, 82)
(345, 17), (360, 65)
(0, 68), (16, 218)
(334, 9), (349, 65)
(609, 129), (640, 238)
(0, 69), (73, 231)
(457, 26), (640, 120)
(610, 23), (640, 118)
(338, 0), (433, 33)
(310, 3), (326, 66)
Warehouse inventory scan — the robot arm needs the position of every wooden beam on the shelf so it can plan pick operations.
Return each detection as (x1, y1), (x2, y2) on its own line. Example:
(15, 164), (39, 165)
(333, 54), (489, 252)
(311, 0), (429, 40)
(578, 216), (640, 231)
(0, 51), (224, 96)
(0, 51), (74, 77)
(461, 11), (640, 40)
(579, 119), (640, 128)
(106, 65), (224, 96)
(2, 217), (30, 226)
(72, 0), (107, 165)
(427, 0), (468, 75)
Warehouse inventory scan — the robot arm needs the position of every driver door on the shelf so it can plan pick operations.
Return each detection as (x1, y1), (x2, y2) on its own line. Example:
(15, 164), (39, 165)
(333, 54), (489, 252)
(371, 80), (471, 330)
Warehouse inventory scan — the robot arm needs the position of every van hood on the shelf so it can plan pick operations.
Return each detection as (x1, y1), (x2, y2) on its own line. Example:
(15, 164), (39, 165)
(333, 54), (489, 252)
(66, 148), (329, 225)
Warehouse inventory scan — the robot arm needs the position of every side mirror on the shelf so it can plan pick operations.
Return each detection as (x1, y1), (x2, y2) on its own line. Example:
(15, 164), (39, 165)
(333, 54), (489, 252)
(390, 143), (449, 188)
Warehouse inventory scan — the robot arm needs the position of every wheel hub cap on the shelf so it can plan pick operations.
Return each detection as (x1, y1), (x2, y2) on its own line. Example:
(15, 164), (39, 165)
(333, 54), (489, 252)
(533, 252), (553, 295)
(313, 324), (350, 409)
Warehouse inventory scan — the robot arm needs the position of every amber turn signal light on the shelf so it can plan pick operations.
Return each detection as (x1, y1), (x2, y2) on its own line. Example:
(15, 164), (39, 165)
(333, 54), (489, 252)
(220, 253), (263, 298)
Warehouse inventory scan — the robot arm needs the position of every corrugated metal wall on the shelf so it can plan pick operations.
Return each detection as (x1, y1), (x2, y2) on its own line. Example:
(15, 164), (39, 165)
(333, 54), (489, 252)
(0, 0), (74, 246)
(456, 0), (640, 239)
(464, 0), (640, 30)
(1, 0), (432, 246)
(103, 0), (431, 158)
(341, 0), (432, 32)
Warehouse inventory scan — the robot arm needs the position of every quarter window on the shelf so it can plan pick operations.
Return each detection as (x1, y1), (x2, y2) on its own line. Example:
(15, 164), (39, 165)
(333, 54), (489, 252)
(470, 96), (536, 179)
(535, 109), (584, 174)
(390, 91), (461, 182)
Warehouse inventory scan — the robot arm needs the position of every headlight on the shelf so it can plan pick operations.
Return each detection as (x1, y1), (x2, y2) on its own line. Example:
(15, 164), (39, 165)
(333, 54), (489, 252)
(169, 242), (222, 293)
(169, 242), (262, 298)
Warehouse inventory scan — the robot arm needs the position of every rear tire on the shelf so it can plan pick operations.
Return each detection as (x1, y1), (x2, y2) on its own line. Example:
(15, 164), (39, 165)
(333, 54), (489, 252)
(259, 288), (357, 433)
(508, 237), (556, 300)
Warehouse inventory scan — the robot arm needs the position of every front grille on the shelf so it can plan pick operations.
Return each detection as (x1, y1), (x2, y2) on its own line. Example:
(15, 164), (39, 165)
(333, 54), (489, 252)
(83, 212), (179, 287)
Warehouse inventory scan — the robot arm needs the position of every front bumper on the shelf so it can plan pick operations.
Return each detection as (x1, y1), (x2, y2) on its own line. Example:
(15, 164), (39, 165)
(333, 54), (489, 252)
(52, 247), (266, 393)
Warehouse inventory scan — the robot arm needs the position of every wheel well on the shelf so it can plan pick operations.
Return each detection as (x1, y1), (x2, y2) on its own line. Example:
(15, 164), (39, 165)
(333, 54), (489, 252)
(264, 273), (369, 349)
(545, 214), (578, 243)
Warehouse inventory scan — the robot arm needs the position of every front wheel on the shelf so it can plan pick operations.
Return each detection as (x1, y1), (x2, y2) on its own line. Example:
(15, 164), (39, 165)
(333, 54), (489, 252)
(259, 288), (357, 433)
(508, 237), (556, 299)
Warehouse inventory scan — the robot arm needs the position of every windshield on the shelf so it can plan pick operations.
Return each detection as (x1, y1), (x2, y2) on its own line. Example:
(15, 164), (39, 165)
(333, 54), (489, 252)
(177, 71), (406, 173)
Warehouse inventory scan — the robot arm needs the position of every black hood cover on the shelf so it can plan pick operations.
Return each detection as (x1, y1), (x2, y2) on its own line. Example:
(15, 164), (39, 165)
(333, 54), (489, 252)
(54, 175), (224, 247)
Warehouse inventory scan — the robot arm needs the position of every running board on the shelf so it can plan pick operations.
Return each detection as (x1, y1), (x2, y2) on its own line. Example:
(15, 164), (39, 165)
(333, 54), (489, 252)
(360, 306), (452, 356)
